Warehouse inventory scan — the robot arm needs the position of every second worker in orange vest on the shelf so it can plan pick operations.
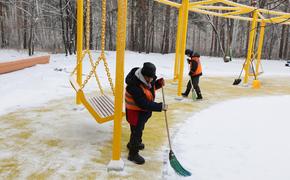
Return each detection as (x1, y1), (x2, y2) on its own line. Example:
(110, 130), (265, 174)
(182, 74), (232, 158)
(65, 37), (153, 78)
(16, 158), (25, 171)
(182, 49), (203, 100)
(125, 62), (167, 165)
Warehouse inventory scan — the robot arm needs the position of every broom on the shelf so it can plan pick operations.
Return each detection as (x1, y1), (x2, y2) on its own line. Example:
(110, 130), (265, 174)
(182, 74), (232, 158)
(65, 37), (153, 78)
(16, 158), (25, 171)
(188, 64), (197, 100)
(161, 87), (192, 177)
(233, 62), (245, 85)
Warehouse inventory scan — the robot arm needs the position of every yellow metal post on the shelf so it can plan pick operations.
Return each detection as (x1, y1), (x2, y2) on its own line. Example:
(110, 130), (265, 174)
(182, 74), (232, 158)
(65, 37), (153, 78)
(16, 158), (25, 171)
(243, 10), (258, 85)
(76, 0), (83, 104)
(173, 7), (183, 81)
(108, 0), (127, 171)
(255, 21), (265, 75)
(177, 0), (189, 96)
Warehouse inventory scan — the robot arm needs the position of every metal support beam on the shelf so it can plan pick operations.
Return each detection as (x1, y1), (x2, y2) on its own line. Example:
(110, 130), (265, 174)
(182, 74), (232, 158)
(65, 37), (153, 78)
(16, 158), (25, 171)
(76, 0), (83, 104)
(173, 8), (183, 81)
(244, 10), (258, 85)
(177, 0), (189, 96)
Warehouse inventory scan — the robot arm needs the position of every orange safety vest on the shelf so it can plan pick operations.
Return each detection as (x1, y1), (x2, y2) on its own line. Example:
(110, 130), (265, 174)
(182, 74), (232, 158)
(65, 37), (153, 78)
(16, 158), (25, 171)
(125, 84), (154, 111)
(191, 57), (202, 76)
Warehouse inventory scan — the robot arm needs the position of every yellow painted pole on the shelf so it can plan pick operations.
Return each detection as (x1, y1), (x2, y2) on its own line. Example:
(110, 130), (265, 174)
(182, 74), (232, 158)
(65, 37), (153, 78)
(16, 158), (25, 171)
(173, 7), (183, 81)
(76, 0), (83, 104)
(112, 0), (127, 161)
(177, 0), (189, 96)
(243, 10), (258, 85)
(256, 21), (265, 75)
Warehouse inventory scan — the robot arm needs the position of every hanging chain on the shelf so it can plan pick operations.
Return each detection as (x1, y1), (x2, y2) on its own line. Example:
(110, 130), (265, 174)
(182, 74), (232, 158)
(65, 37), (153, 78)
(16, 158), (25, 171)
(81, 56), (102, 90)
(88, 51), (104, 94)
(71, 0), (115, 95)
(99, 0), (115, 95)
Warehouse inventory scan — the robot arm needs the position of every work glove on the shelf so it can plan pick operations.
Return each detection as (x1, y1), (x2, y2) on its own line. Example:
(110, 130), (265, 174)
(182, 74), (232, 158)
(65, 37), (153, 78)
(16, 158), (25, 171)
(157, 78), (165, 87)
(162, 103), (168, 111)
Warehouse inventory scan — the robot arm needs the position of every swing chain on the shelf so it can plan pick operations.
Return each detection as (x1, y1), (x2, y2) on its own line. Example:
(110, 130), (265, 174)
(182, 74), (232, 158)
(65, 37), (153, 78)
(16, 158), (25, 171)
(99, 0), (115, 95)
(71, 0), (115, 96)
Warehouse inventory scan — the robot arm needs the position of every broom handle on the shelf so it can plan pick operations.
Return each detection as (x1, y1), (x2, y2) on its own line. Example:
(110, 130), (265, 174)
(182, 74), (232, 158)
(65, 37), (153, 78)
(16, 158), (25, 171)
(161, 87), (172, 150)
(188, 64), (194, 91)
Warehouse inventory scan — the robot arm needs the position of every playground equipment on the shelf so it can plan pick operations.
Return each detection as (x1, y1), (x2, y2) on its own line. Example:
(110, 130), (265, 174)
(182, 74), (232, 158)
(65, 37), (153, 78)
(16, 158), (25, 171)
(70, 0), (116, 123)
(70, 0), (127, 170)
(205, 14), (232, 63)
(156, 0), (290, 94)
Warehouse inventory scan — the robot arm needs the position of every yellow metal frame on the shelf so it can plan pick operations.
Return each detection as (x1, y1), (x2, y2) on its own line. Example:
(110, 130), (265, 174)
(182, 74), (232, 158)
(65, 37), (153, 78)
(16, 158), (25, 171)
(112, 0), (127, 162)
(76, 0), (83, 104)
(75, 0), (127, 168)
(156, 0), (290, 92)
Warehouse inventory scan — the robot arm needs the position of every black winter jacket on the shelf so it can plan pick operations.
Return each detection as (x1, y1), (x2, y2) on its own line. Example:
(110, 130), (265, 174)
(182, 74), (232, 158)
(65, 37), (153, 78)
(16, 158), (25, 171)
(125, 67), (163, 125)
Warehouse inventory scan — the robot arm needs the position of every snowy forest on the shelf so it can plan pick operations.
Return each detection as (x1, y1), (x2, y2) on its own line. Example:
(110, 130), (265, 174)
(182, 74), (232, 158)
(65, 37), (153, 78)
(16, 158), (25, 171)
(0, 0), (289, 59)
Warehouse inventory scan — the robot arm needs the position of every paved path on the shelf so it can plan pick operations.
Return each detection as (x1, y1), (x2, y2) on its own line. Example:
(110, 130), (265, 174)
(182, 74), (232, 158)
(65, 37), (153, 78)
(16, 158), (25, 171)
(1, 76), (290, 179)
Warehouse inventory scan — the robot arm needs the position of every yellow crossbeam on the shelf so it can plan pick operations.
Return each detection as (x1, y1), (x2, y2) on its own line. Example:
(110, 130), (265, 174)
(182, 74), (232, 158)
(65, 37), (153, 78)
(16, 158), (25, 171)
(189, 7), (253, 21)
(155, 0), (181, 8)
(156, 0), (290, 25)
(194, 5), (239, 11)
(221, 9), (252, 17)
(155, 0), (290, 92)
(189, 0), (221, 6)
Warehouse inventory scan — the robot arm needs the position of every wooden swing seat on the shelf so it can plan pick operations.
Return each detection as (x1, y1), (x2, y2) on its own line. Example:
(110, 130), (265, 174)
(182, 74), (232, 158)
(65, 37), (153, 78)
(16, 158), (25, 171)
(69, 76), (115, 123)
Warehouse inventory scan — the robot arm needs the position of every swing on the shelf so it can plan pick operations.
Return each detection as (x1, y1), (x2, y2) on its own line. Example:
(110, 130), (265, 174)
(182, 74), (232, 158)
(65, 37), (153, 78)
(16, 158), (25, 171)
(206, 15), (232, 63)
(69, 0), (120, 123)
(248, 52), (264, 77)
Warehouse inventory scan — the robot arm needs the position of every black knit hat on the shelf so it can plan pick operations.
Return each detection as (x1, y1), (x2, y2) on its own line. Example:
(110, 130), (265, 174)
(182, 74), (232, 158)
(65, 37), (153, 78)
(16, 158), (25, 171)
(185, 49), (193, 57)
(141, 62), (156, 78)
(192, 52), (200, 57)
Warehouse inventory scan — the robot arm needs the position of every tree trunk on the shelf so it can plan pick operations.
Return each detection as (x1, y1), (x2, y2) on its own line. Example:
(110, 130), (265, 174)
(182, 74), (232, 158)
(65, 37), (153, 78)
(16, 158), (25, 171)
(0, 3), (5, 48)
(130, 0), (135, 50)
(60, 0), (68, 55)
(150, 1), (155, 52)
(28, 3), (35, 56)
(89, 2), (93, 50)
(163, 6), (171, 54)
(213, 17), (219, 56)
(192, 27), (196, 52)
(283, 26), (289, 59)
(22, 2), (28, 49)
(139, 0), (146, 53)
(145, 0), (151, 53)
(279, 25), (286, 59)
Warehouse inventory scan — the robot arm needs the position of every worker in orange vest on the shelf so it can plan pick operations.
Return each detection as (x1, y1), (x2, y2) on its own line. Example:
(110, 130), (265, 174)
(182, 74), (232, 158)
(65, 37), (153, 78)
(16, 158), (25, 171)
(182, 49), (203, 100)
(125, 62), (167, 164)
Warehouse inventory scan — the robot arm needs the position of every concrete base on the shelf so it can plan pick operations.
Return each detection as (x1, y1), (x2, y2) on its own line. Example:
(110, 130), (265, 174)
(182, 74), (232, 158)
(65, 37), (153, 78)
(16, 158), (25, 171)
(107, 159), (124, 171)
(252, 80), (261, 89)
(242, 83), (249, 87)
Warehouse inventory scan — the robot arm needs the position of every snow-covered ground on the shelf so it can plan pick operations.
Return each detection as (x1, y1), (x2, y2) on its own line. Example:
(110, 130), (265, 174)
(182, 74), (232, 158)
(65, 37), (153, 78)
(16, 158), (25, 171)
(1, 49), (290, 179)
(1, 49), (289, 116)
(167, 96), (290, 180)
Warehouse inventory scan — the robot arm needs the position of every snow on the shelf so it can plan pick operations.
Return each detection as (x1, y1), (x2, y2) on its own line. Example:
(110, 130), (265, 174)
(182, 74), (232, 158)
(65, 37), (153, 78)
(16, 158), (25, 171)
(166, 96), (290, 180)
(0, 49), (47, 62)
(1, 49), (290, 179)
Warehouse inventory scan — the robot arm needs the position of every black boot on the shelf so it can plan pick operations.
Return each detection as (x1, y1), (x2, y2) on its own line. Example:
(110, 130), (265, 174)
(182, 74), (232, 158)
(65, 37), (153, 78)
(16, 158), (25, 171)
(127, 142), (145, 150)
(128, 152), (145, 164)
(196, 93), (203, 100)
(181, 93), (188, 97)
